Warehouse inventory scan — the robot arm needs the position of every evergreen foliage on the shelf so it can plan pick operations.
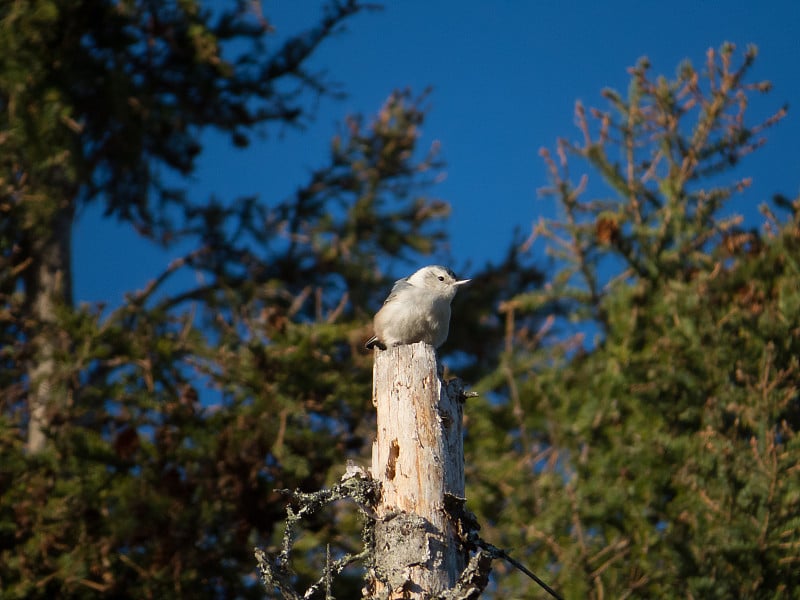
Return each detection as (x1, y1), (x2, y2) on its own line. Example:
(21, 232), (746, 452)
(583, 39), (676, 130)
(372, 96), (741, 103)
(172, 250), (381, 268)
(468, 44), (800, 598)
(0, 1), (538, 597)
(1, 2), (797, 597)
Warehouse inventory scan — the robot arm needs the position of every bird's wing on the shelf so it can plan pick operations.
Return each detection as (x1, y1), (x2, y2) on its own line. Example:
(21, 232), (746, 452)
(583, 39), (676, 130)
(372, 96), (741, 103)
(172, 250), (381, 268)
(382, 277), (413, 305)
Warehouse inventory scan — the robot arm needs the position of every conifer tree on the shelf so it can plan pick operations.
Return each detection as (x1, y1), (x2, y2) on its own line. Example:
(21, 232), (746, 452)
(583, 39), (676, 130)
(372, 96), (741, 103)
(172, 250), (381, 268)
(469, 44), (800, 598)
(0, 2), (541, 597)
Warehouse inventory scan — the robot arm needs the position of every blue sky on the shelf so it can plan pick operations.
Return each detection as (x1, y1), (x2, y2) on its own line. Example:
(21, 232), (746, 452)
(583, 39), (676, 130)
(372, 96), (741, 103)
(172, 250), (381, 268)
(74, 1), (800, 305)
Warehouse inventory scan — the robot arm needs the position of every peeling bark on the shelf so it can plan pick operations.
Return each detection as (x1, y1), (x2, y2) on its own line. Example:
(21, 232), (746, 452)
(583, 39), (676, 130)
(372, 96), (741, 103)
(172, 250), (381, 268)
(368, 342), (467, 598)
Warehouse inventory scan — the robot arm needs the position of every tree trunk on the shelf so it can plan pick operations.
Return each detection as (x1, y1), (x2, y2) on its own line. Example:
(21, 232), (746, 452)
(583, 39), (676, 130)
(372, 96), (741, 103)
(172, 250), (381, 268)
(26, 206), (73, 454)
(367, 342), (467, 598)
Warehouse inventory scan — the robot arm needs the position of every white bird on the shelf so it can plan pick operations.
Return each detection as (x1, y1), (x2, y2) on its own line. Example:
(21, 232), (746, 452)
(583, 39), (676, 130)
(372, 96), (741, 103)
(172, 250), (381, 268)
(365, 265), (470, 350)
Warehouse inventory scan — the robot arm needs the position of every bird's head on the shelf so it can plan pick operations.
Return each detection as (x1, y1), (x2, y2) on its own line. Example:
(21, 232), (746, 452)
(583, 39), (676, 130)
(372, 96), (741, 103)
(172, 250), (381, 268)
(408, 265), (470, 300)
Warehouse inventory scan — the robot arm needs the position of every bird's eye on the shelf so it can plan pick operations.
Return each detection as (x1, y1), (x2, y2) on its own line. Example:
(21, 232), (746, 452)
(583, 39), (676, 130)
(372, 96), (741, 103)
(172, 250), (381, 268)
(438, 276), (445, 281)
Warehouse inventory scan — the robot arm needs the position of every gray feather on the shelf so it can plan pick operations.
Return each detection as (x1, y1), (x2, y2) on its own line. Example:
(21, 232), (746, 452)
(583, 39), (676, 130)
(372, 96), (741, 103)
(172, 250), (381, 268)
(382, 278), (413, 305)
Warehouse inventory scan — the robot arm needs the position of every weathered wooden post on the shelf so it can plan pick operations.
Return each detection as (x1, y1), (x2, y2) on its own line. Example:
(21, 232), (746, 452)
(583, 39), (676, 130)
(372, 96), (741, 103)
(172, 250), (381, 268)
(366, 342), (467, 598)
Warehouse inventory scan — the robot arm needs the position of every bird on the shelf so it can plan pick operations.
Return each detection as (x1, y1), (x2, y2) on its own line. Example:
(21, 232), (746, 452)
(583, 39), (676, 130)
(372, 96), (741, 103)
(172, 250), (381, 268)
(365, 265), (470, 350)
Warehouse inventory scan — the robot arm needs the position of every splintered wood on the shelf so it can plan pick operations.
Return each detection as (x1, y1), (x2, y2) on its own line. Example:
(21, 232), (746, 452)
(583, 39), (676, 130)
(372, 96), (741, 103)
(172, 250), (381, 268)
(368, 342), (466, 599)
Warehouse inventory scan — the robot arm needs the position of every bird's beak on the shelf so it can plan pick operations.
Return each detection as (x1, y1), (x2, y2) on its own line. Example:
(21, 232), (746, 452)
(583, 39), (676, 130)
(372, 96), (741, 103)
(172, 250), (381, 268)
(455, 279), (471, 286)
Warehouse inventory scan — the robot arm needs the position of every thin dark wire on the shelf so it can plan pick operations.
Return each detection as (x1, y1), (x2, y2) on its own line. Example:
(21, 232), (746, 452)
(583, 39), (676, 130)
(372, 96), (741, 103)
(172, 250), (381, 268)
(473, 537), (564, 600)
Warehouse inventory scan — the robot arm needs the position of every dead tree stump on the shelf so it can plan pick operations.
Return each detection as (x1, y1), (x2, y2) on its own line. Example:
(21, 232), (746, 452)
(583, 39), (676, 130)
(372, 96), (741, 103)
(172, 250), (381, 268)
(367, 342), (467, 599)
